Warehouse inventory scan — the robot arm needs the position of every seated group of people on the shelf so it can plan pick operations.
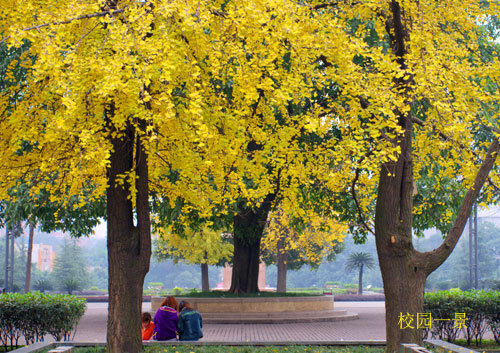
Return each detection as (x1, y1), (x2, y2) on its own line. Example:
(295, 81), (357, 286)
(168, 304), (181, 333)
(141, 296), (203, 341)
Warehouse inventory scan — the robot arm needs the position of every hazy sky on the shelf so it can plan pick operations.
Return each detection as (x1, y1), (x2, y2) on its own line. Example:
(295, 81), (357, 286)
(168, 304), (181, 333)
(93, 221), (107, 239)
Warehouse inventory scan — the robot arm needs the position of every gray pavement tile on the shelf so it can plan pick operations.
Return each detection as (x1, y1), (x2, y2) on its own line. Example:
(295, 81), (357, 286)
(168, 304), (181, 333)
(68, 302), (387, 343)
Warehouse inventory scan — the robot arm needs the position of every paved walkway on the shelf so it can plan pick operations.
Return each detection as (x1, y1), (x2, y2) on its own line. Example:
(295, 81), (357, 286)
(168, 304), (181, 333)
(70, 301), (386, 343)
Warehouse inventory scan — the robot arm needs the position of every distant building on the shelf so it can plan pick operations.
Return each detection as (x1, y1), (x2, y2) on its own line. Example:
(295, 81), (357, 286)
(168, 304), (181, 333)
(218, 262), (267, 290)
(32, 244), (55, 272)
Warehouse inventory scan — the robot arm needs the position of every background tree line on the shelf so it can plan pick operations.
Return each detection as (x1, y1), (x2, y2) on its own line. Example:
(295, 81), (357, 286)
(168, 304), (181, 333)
(4, 216), (500, 294)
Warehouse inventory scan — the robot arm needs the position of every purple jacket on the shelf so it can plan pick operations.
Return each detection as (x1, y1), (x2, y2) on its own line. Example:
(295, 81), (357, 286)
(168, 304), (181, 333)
(152, 306), (178, 341)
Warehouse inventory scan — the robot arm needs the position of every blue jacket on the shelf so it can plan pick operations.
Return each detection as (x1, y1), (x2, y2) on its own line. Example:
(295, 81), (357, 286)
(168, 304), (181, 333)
(178, 308), (203, 341)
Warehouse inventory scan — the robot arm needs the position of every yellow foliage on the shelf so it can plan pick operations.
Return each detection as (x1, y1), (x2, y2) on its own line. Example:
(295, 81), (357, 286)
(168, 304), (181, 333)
(154, 226), (232, 265)
(0, 0), (498, 241)
(262, 210), (347, 266)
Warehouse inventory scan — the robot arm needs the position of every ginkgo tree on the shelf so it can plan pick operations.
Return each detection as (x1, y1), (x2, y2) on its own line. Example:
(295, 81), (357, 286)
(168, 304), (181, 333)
(0, 41), (105, 292)
(261, 209), (346, 292)
(312, 1), (500, 352)
(153, 225), (232, 291)
(0, 1), (397, 352)
(145, 4), (399, 296)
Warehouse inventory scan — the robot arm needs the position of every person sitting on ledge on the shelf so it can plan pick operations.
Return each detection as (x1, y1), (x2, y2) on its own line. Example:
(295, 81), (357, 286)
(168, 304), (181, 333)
(141, 312), (154, 341)
(152, 296), (178, 341)
(177, 300), (203, 341)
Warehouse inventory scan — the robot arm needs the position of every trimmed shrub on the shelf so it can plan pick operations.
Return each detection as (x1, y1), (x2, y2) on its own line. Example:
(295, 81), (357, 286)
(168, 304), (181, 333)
(334, 294), (384, 301)
(343, 284), (358, 289)
(0, 292), (86, 351)
(423, 289), (500, 345)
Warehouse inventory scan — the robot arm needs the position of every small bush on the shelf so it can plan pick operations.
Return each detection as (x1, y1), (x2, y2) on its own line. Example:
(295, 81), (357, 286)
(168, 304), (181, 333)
(172, 287), (183, 295)
(331, 288), (348, 295)
(147, 282), (164, 288)
(324, 281), (341, 287)
(0, 292), (86, 351)
(424, 289), (500, 345)
(343, 284), (358, 289)
(33, 279), (53, 293)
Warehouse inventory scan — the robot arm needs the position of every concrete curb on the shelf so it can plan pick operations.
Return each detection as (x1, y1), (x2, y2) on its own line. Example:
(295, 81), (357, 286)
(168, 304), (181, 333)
(10, 342), (54, 353)
(426, 339), (481, 353)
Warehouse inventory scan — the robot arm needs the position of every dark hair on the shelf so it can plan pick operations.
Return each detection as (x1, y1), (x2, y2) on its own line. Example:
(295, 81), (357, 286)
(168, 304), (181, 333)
(141, 312), (152, 323)
(178, 300), (193, 313)
(160, 296), (178, 311)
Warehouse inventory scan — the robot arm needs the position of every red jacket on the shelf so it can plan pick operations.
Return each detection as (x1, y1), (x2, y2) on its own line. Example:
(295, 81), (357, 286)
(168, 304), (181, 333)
(142, 322), (155, 340)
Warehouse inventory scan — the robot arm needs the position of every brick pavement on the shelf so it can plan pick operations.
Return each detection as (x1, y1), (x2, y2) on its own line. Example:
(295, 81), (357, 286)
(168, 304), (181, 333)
(69, 302), (386, 343)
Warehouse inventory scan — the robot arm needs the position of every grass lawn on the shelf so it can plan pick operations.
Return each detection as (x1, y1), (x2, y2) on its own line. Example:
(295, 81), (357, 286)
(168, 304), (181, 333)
(63, 346), (385, 353)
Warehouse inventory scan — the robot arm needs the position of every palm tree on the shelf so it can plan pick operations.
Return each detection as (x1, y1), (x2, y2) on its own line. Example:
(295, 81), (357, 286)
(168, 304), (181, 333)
(345, 252), (376, 295)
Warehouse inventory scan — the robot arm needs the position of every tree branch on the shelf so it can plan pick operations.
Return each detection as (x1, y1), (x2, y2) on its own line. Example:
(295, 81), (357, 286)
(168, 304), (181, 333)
(351, 166), (375, 236)
(420, 137), (500, 274)
(412, 114), (500, 164)
(313, 1), (360, 9)
(488, 177), (500, 192)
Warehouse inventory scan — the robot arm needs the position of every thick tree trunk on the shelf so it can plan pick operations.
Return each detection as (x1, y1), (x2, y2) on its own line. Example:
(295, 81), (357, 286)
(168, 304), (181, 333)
(106, 120), (151, 353)
(24, 224), (34, 293)
(377, 132), (500, 353)
(375, 3), (426, 349)
(230, 227), (262, 294)
(379, 254), (427, 352)
(276, 236), (288, 293)
(201, 262), (209, 292)
(229, 197), (275, 294)
(376, 163), (421, 352)
(357, 264), (363, 295)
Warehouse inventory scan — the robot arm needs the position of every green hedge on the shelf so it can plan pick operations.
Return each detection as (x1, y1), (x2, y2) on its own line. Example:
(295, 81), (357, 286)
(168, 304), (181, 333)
(424, 289), (500, 345)
(343, 284), (358, 289)
(167, 290), (322, 297)
(0, 292), (86, 351)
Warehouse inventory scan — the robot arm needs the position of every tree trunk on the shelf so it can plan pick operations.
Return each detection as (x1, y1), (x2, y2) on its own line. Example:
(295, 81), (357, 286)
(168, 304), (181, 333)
(229, 196), (275, 294)
(357, 264), (363, 295)
(106, 119), (151, 353)
(376, 134), (500, 353)
(374, 3), (434, 350)
(4, 226), (8, 291)
(24, 224), (34, 293)
(379, 253), (427, 352)
(276, 235), (288, 293)
(375, 3), (500, 349)
(10, 226), (14, 291)
(201, 262), (209, 292)
(229, 225), (262, 294)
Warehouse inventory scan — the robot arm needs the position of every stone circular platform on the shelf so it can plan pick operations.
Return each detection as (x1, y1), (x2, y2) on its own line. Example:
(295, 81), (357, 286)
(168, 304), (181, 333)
(151, 296), (358, 323)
